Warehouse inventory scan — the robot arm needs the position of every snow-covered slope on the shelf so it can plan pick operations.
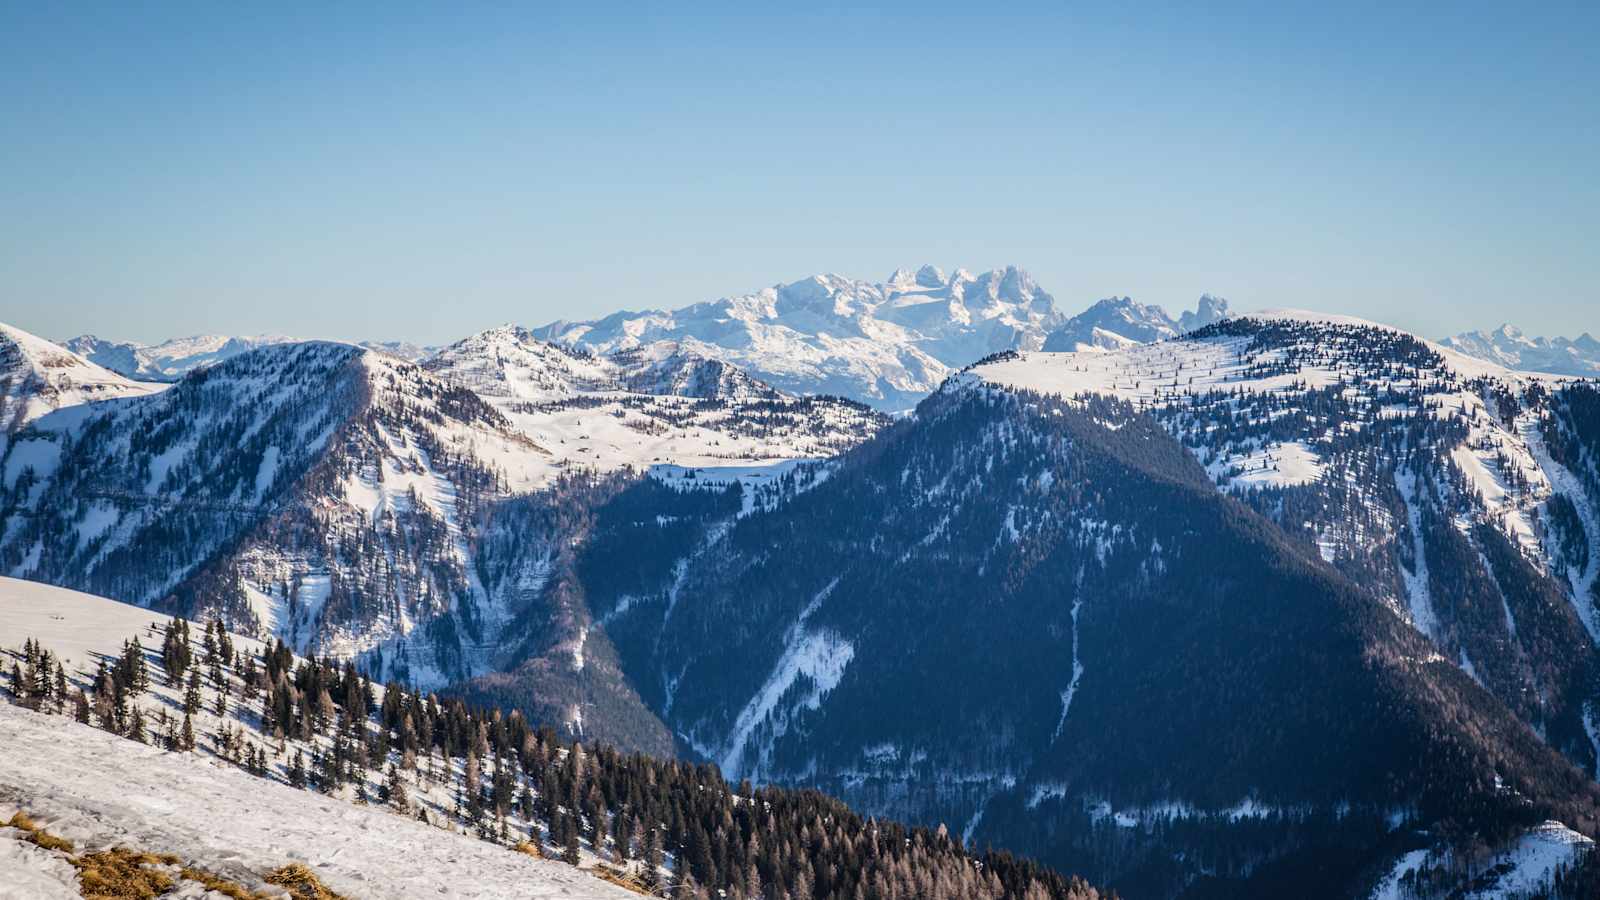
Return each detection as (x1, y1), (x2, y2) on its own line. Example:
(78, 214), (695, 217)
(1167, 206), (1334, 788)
(0, 577), (635, 899)
(0, 323), (163, 431)
(0, 341), (562, 687)
(532, 265), (1065, 411)
(426, 325), (886, 479)
(1441, 324), (1600, 378)
(1040, 294), (1230, 352)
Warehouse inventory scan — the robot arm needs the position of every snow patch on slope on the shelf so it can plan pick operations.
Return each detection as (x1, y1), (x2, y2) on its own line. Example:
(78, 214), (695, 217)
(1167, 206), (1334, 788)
(720, 578), (852, 781)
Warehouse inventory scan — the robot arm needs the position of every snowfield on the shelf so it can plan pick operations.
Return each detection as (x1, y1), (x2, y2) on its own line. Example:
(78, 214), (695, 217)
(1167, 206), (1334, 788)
(0, 702), (632, 899)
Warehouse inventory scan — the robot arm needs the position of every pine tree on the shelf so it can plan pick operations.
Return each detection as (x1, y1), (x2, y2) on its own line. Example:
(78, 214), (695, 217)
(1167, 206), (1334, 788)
(180, 712), (196, 752)
(386, 763), (409, 813)
(184, 670), (203, 715)
(563, 827), (581, 866)
(127, 705), (147, 743)
(53, 660), (67, 713)
(289, 750), (308, 789)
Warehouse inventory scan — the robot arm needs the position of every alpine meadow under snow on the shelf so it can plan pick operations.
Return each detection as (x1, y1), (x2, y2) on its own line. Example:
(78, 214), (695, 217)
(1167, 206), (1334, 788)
(5, 267), (1600, 899)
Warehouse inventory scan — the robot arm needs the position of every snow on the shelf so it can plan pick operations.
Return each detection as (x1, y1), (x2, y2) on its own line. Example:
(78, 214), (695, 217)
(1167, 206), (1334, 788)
(1522, 414), (1600, 642)
(252, 445), (280, 501)
(1368, 821), (1593, 899)
(1369, 848), (1430, 900)
(1052, 599), (1085, 742)
(0, 826), (81, 900)
(1394, 467), (1439, 640)
(720, 578), (853, 781)
(0, 576), (644, 898)
(423, 326), (882, 493)
(529, 266), (1065, 411)
(1207, 441), (1324, 490)
(0, 322), (165, 429)
(0, 704), (635, 900)
(1, 436), (61, 491)
(73, 502), (121, 549)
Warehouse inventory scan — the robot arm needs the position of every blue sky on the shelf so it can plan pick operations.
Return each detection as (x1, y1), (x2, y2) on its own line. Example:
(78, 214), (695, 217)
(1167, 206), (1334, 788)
(2, 2), (1595, 344)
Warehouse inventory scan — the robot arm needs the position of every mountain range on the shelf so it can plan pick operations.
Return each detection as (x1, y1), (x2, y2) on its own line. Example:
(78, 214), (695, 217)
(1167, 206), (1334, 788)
(1440, 324), (1600, 379)
(5, 266), (1600, 897)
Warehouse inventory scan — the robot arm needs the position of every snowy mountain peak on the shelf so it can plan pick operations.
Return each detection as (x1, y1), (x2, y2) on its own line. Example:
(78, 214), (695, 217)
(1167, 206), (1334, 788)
(0, 322), (162, 430)
(1179, 293), (1231, 332)
(1440, 323), (1600, 378)
(1043, 294), (1235, 353)
(531, 266), (1067, 410)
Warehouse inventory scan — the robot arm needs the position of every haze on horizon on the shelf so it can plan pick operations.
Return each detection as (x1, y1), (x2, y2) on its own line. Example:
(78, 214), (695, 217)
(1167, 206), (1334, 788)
(2, 2), (1595, 346)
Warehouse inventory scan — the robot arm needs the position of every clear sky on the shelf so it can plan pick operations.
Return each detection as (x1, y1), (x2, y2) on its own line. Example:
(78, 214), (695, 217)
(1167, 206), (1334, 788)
(2, 1), (1595, 345)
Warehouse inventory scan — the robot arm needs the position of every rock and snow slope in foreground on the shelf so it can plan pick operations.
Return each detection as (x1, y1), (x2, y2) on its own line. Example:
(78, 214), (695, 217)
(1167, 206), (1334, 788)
(0, 577), (632, 899)
(0, 703), (631, 900)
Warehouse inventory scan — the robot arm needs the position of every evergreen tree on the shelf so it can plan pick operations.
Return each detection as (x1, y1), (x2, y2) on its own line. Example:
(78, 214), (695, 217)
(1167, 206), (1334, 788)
(288, 750), (308, 789)
(563, 828), (581, 866)
(385, 763), (409, 813)
(184, 670), (203, 715)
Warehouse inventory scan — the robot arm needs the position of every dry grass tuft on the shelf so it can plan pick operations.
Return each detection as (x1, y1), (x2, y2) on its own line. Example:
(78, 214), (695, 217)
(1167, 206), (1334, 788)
(512, 839), (544, 859)
(180, 866), (263, 899)
(266, 863), (349, 900)
(6, 810), (76, 853)
(74, 847), (178, 899)
(592, 863), (653, 895)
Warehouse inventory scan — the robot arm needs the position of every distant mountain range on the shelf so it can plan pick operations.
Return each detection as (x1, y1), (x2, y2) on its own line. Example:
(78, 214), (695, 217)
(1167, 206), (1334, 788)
(62, 333), (435, 382)
(54, 269), (1593, 405)
(1441, 324), (1600, 378)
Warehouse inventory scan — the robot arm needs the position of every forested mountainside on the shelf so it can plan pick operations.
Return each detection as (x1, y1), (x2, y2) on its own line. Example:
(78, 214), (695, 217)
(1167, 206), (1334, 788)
(559, 342), (1600, 896)
(977, 313), (1600, 779)
(1, 578), (1110, 900)
(0, 331), (882, 745)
